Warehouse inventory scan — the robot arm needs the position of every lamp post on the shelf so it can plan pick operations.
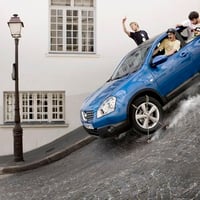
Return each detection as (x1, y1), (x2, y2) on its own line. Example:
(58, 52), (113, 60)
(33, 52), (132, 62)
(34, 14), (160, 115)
(8, 14), (24, 162)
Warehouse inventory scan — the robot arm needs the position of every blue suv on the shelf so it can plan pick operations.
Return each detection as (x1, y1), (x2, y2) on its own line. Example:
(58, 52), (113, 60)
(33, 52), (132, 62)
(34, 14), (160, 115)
(80, 27), (200, 137)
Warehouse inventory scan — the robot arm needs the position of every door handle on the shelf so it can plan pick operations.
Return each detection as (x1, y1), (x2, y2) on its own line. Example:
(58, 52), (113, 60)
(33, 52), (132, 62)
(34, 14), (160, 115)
(180, 52), (188, 57)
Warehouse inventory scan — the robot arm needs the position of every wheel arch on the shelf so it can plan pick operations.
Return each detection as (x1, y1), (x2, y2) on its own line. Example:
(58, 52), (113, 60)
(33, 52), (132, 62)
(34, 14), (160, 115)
(127, 89), (166, 121)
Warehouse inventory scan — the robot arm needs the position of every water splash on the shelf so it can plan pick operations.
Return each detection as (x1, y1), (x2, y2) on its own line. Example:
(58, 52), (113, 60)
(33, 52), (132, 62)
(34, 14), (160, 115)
(150, 129), (162, 141)
(150, 93), (200, 142)
(168, 94), (200, 128)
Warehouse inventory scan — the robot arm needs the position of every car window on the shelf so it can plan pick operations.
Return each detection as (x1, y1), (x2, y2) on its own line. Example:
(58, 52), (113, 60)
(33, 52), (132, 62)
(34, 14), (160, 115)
(153, 42), (163, 57)
(111, 42), (152, 80)
(152, 32), (184, 59)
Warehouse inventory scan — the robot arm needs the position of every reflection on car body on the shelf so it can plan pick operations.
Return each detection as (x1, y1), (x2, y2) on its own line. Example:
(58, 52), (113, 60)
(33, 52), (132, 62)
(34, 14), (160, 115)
(80, 27), (200, 138)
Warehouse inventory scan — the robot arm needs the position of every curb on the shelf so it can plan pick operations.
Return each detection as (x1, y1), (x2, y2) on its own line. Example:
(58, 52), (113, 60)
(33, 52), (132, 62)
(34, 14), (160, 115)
(0, 136), (96, 175)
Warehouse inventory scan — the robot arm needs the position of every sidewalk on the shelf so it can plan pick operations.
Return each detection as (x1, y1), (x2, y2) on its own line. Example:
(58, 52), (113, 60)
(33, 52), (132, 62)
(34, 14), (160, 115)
(0, 126), (96, 175)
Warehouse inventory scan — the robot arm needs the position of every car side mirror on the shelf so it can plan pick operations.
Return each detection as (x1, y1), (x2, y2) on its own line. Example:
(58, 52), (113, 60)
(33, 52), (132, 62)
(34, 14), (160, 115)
(152, 55), (168, 67)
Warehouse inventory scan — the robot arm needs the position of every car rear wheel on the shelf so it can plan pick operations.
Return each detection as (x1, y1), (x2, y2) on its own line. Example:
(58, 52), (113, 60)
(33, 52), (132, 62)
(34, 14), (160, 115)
(131, 96), (163, 134)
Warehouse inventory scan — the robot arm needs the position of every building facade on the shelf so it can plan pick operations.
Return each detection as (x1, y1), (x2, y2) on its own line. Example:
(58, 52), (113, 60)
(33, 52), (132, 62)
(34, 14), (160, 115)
(0, 0), (199, 155)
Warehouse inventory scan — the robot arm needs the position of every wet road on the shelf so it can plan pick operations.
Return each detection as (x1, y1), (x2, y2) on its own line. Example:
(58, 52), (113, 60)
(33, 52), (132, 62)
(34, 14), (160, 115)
(0, 95), (200, 199)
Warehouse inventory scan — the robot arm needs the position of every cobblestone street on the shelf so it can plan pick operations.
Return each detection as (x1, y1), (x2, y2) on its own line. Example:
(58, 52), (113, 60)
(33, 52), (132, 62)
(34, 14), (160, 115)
(0, 96), (200, 199)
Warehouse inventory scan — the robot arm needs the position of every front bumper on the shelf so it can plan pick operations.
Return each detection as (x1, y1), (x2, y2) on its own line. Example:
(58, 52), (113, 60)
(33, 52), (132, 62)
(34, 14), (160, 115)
(82, 120), (130, 138)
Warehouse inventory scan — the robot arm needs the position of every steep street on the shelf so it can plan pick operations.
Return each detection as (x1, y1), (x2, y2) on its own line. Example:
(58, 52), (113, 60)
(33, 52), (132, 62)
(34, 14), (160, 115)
(0, 95), (200, 199)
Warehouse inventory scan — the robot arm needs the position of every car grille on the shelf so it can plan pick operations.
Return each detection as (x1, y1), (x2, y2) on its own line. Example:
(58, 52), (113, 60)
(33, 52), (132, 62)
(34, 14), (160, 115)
(81, 110), (94, 121)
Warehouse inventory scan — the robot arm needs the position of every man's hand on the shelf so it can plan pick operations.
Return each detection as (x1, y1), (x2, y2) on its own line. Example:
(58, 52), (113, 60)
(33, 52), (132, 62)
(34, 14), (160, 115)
(122, 17), (130, 36)
(122, 17), (127, 24)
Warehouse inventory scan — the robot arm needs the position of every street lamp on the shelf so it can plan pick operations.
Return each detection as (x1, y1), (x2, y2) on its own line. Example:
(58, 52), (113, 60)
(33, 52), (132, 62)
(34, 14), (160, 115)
(8, 14), (24, 162)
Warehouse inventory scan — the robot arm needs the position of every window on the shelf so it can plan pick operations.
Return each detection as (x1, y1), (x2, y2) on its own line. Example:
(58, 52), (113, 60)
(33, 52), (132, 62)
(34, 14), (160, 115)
(50, 0), (95, 54)
(4, 91), (65, 123)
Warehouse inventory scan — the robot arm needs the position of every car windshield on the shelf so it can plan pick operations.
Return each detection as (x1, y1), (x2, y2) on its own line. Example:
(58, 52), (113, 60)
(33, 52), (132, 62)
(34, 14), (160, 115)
(110, 38), (156, 80)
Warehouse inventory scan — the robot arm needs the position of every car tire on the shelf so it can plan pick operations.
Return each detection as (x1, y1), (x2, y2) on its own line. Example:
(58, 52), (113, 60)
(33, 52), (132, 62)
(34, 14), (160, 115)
(130, 96), (163, 134)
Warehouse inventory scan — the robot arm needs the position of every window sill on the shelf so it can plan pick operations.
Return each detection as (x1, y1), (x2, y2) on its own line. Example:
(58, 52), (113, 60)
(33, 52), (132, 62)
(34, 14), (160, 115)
(46, 52), (100, 58)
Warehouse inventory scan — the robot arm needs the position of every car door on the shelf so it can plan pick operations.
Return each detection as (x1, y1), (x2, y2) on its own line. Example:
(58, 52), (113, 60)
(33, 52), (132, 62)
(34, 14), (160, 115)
(185, 36), (200, 73)
(150, 44), (196, 97)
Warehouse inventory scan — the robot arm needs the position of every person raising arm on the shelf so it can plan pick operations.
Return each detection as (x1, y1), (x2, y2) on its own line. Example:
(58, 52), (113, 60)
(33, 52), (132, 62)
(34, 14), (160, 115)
(122, 17), (149, 45)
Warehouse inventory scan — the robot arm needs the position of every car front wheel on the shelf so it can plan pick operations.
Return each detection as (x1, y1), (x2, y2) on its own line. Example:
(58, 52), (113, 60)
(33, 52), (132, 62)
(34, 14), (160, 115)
(131, 96), (163, 134)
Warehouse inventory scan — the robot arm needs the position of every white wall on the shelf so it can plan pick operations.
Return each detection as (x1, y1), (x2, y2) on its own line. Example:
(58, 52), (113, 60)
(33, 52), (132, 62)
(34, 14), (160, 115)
(0, 93), (87, 155)
(0, 0), (199, 155)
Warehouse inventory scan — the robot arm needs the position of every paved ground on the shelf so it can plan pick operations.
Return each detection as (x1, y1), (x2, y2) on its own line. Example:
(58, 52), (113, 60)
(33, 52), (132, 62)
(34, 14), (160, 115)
(0, 95), (200, 199)
(0, 126), (96, 174)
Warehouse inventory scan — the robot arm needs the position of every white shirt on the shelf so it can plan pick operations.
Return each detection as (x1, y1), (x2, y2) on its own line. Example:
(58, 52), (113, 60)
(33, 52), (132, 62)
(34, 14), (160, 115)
(181, 19), (195, 29)
(181, 19), (195, 39)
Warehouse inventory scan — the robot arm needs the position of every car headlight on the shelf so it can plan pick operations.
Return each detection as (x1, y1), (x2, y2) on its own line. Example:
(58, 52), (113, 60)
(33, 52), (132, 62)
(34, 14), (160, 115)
(97, 96), (116, 118)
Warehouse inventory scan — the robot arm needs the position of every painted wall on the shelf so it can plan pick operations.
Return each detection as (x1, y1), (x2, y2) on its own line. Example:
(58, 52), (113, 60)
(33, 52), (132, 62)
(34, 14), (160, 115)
(0, 0), (199, 155)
